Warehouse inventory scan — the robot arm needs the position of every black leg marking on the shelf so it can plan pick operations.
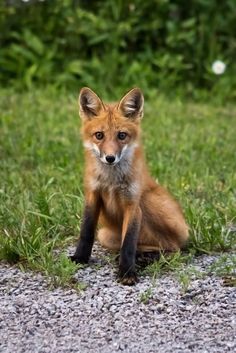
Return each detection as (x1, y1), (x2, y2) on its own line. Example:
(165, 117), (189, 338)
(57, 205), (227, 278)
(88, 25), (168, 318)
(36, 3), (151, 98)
(118, 221), (140, 285)
(70, 205), (98, 264)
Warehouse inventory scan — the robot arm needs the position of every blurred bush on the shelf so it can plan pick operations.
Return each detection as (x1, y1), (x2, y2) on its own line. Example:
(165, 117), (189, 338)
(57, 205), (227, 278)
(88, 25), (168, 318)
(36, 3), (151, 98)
(0, 0), (236, 98)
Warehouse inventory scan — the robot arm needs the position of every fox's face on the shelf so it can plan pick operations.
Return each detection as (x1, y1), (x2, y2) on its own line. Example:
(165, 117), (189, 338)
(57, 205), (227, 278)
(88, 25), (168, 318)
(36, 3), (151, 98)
(79, 87), (144, 166)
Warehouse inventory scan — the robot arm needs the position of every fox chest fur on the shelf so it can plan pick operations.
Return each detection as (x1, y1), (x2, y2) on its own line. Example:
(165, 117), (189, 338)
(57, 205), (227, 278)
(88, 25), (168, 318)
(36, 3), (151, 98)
(85, 153), (141, 224)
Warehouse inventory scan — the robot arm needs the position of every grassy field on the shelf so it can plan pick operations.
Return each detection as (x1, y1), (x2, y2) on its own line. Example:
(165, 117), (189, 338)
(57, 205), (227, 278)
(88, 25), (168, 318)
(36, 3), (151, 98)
(0, 88), (235, 287)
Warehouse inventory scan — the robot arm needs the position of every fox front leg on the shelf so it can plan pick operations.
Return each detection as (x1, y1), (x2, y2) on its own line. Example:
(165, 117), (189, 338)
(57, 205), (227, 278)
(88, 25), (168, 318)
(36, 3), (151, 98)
(70, 197), (100, 264)
(118, 206), (141, 285)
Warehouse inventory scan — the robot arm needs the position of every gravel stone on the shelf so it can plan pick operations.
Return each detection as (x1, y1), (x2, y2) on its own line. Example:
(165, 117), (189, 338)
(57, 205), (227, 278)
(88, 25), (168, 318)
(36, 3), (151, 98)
(0, 244), (235, 353)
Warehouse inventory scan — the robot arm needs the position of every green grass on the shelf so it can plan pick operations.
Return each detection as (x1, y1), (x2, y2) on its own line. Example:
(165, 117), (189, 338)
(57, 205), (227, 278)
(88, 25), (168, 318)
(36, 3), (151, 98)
(141, 251), (199, 292)
(0, 87), (235, 287)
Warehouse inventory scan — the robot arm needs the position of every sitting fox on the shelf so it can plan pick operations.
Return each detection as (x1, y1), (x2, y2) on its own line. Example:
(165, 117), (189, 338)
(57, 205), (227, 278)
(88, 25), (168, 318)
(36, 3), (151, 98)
(70, 87), (189, 285)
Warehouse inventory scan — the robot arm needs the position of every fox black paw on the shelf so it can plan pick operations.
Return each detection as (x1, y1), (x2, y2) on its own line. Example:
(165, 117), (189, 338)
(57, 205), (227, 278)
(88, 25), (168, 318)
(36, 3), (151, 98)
(69, 254), (88, 264)
(118, 271), (138, 286)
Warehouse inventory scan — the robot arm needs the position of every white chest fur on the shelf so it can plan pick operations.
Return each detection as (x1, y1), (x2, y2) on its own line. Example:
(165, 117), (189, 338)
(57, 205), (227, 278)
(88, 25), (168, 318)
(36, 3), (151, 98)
(88, 158), (139, 199)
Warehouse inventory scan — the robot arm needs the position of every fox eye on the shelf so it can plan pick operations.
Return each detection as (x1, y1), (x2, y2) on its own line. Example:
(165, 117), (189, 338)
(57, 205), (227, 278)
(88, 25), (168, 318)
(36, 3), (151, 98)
(95, 132), (104, 140)
(117, 132), (127, 140)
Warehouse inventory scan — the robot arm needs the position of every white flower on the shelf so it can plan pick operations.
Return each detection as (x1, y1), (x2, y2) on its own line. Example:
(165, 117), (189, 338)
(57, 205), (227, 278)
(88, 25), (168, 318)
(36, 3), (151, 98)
(212, 60), (226, 75)
(129, 4), (135, 12)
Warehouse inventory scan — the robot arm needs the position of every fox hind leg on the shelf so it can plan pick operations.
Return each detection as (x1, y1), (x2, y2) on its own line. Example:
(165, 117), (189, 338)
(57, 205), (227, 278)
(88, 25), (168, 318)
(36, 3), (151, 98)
(139, 186), (189, 252)
(97, 227), (121, 251)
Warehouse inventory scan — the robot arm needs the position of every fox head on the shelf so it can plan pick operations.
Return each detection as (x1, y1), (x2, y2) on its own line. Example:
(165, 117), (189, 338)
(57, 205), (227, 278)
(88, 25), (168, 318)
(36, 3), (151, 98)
(78, 87), (144, 166)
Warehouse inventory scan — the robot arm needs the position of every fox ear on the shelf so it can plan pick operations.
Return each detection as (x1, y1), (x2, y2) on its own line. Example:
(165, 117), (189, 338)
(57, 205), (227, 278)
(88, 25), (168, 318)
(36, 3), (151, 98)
(79, 87), (104, 119)
(118, 88), (144, 119)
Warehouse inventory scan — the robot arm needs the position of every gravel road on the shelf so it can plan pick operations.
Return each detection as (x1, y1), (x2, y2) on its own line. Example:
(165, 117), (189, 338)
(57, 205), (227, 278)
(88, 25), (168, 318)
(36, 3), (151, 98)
(0, 244), (235, 353)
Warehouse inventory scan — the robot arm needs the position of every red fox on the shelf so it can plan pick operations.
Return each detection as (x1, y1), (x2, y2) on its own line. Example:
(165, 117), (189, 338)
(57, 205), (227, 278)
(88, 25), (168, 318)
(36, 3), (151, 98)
(70, 87), (189, 285)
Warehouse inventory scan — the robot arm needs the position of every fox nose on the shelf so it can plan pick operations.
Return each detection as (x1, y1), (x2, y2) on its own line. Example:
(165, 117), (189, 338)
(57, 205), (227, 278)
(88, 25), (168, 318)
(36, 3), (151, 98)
(105, 155), (116, 164)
